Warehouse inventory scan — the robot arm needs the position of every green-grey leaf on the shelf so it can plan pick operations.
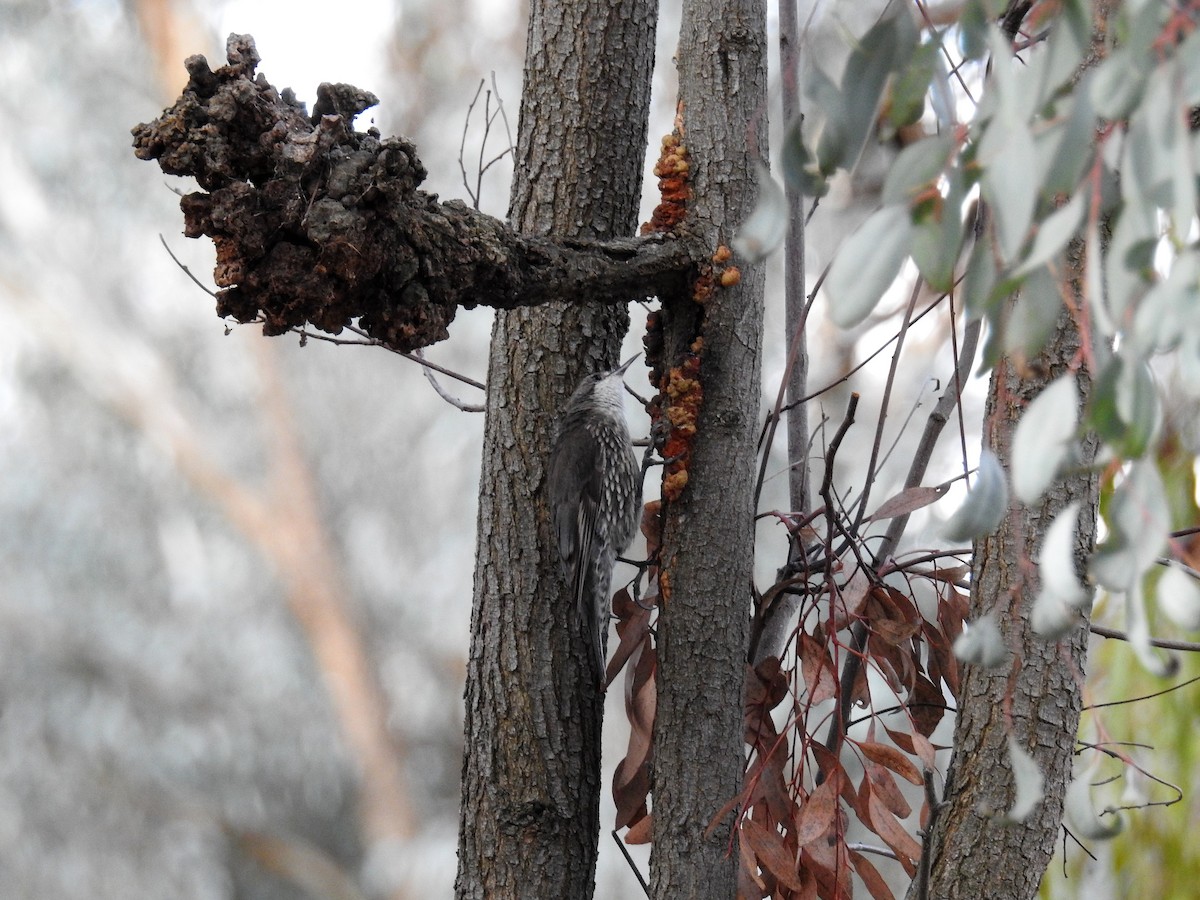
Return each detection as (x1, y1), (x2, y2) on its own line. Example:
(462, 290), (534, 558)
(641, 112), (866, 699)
(1157, 564), (1200, 630)
(882, 133), (956, 207)
(1032, 501), (1091, 640)
(887, 40), (939, 131)
(1064, 761), (1123, 841)
(911, 172), (969, 292)
(1003, 266), (1065, 362)
(1125, 578), (1179, 677)
(838, 8), (918, 170)
(953, 613), (1007, 669)
(1012, 375), (1079, 503)
(980, 118), (1040, 262)
(1013, 189), (1088, 278)
(780, 117), (828, 197)
(1091, 461), (1170, 591)
(825, 205), (913, 329)
(1004, 736), (1045, 823)
(1087, 356), (1160, 459)
(1090, 48), (1147, 120)
(963, 236), (999, 319)
(942, 449), (1009, 542)
(1039, 85), (1097, 196)
(733, 162), (788, 263)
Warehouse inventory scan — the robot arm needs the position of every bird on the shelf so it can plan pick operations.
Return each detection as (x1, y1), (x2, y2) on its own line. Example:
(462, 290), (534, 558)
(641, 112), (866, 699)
(547, 354), (643, 687)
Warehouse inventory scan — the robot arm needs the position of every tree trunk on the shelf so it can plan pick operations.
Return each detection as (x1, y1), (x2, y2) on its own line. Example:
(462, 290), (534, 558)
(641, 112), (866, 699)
(650, 0), (768, 897)
(454, 1), (657, 898)
(916, 305), (1098, 899)
(914, 3), (1117, 893)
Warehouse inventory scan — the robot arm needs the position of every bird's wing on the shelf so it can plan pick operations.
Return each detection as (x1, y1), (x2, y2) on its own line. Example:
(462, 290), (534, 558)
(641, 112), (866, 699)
(548, 424), (606, 678)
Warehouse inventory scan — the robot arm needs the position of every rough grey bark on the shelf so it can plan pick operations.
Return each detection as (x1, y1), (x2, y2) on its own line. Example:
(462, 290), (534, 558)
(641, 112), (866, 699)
(650, 0), (768, 896)
(454, 1), (658, 898)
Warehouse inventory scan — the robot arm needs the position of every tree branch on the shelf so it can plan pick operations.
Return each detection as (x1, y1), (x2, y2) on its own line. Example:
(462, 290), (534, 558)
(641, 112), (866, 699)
(132, 34), (701, 353)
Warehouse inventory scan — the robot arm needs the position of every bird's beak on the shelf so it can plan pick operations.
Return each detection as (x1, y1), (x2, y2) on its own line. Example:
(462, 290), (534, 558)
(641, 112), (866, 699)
(614, 354), (640, 377)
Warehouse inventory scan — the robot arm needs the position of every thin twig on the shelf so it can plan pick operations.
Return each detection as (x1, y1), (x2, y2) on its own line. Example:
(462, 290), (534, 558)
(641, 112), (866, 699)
(413, 350), (485, 412)
(159, 235), (218, 298)
(1084, 673), (1200, 710)
(1089, 625), (1200, 654)
(611, 830), (650, 898)
(914, 769), (941, 900)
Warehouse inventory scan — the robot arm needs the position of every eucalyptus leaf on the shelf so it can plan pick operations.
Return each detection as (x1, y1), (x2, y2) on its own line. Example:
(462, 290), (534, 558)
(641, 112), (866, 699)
(1032, 501), (1092, 640)
(887, 40), (939, 131)
(942, 449), (1009, 542)
(980, 118), (1040, 262)
(1156, 564), (1200, 631)
(1103, 203), (1157, 325)
(1003, 736), (1044, 824)
(1035, 0), (1089, 107)
(911, 172), (968, 291)
(882, 133), (956, 207)
(1089, 48), (1147, 120)
(780, 117), (828, 198)
(1064, 761), (1123, 841)
(958, 0), (990, 61)
(1003, 266), (1065, 363)
(1011, 375), (1079, 504)
(733, 162), (788, 263)
(1124, 579), (1179, 677)
(825, 205), (913, 329)
(1131, 252), (1200, 355)
(1039, 85), (1097, 196)
(1091, 461), (1170, 591)
(1087, 356), (1160, 459)
(837, 7), (918, 170)
(963, 236), (999, 319)
(1012, 189), (1088, 278)
(953, 613), (1007, 669)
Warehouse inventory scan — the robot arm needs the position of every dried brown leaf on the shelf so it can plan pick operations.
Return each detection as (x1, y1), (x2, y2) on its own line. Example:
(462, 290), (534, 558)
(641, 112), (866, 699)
(831, 566), (871, 629)
(865, 764), (912, 819)
(866, 790), (921, 876)
(867, 484), (949, 522)
(624, 814), (653, 845)
(800, 632), (838, 705)
(858, 740), (923, 786)
(802, 831), (853, 898)
(739, 832), (767, 897)
(909, 672), (948, 737)
(606, 589), (652, 683)
(925, 564), (970, 585)
(794, 774), (840, 847)
(613, 640), (656, 829)
(850, 850), (896, 900)
(867, 587), (922, 645)
(741, 817), (804, 892)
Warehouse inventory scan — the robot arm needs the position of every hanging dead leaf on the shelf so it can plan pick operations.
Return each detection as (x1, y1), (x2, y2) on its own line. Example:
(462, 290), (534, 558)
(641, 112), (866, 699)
(909, 672), (948, 736)
(867, 483), (949, 522)
(865, 763), (912, 819)
(794, 773), (840, 846)
(741, 816), (804, 892)
(851, 849), (897, 900)
(858, 740), (923, 786)
(866, 790), (921, 876)
(867, 587), (922, 644)
(624, 814), (653, 845)
(799, 631), (838, 705)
